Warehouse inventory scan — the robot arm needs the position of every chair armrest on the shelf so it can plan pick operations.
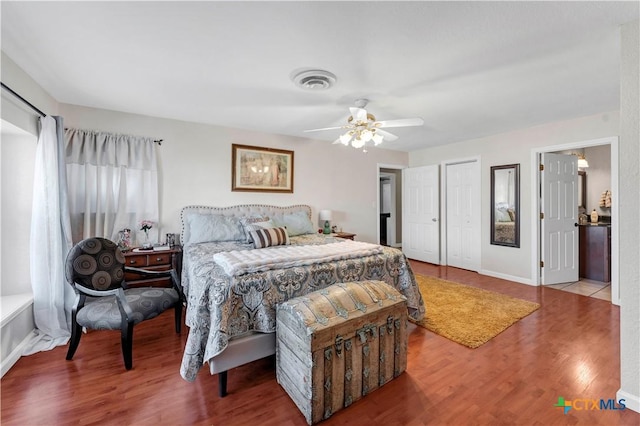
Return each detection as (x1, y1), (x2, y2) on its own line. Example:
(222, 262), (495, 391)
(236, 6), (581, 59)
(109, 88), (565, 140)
(124, 267), (183, 300)
(114, 287), (134, 324)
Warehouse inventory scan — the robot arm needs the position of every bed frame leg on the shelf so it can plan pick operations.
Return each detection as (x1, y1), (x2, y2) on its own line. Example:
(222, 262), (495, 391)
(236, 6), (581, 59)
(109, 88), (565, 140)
(218, 371), (228, 397)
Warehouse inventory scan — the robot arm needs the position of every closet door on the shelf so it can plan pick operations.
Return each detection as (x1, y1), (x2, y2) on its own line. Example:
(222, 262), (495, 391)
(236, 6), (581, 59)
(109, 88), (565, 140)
(446, 161), (480, 271)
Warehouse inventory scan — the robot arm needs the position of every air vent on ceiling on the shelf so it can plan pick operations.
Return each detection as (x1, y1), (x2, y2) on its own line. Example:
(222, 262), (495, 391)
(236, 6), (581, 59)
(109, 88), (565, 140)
(291, 69), (337, 90)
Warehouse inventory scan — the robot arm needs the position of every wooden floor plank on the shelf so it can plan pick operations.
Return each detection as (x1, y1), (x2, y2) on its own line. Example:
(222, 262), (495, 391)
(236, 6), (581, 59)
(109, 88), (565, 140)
(2, 262), (638, 425)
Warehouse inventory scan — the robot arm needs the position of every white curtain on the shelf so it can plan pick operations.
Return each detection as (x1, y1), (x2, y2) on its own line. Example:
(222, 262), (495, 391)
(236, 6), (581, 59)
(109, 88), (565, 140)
(64, 128), (159, 245)
(23, 116), (74, 354)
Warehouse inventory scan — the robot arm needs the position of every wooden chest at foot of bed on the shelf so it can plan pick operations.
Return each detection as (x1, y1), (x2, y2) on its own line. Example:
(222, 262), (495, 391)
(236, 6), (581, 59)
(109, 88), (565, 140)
(276, 280), (408, 425)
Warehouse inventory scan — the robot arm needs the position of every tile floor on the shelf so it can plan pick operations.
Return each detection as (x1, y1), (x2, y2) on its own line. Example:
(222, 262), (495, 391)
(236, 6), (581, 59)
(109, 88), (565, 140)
(547, 279), (611, 301)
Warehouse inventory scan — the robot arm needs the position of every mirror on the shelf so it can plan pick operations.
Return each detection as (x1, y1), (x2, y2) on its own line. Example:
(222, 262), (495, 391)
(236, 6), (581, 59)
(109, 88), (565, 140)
(578, 171), (586, 213)
(491, 164), (520, 247)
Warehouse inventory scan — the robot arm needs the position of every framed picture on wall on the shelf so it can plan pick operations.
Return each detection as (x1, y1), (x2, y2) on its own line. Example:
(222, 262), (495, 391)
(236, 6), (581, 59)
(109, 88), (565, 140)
(231, 144), (294, 193)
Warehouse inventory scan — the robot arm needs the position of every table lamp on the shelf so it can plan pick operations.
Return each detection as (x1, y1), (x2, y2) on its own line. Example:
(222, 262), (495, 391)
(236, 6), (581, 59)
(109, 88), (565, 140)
(319, 210), (332, 234)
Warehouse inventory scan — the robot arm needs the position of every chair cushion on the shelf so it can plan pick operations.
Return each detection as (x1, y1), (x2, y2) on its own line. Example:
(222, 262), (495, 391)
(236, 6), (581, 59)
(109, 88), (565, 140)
(76, 287), (179, 330)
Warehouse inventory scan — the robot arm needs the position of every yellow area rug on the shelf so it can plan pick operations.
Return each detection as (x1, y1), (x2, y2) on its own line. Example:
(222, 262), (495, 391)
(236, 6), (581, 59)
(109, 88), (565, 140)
(412, 274), (540, 348)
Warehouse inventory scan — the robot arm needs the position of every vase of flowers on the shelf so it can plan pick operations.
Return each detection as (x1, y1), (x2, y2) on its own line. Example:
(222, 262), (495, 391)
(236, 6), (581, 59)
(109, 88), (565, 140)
(139, 220), (154, 248)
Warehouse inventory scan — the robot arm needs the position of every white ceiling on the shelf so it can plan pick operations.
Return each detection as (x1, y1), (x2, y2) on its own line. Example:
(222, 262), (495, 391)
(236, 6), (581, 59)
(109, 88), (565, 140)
(2, 1), (638, 152)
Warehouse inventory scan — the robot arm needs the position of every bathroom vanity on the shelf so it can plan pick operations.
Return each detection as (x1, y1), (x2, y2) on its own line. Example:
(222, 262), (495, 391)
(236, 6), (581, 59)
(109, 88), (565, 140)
(579, 223), (611, 282)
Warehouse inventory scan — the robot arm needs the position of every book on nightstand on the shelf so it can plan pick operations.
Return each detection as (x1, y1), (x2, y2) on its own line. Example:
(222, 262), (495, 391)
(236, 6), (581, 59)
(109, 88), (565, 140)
(132, 245), (171, 252)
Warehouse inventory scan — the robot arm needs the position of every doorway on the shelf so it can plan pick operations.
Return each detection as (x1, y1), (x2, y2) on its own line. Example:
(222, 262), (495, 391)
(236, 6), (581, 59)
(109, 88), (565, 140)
(377, 165), (403, 247)
(532, 136), (619, 305)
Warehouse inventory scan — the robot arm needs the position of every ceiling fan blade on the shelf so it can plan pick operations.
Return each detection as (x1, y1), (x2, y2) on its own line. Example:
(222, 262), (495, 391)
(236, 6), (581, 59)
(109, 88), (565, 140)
(376, 129), (399, 141)
(303, 126), (345, 132)
(375, 118), (424, 128)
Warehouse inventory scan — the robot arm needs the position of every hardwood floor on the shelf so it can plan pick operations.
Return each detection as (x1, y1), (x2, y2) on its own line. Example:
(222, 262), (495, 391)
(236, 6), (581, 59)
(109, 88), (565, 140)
(2, 262), (638, 425)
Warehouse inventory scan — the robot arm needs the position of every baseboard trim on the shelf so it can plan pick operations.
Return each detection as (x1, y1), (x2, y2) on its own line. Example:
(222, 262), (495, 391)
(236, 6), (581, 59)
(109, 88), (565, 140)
(479, 269), (535, 286)
(1, 329), (35, 378)
(617, 388), (640, 414)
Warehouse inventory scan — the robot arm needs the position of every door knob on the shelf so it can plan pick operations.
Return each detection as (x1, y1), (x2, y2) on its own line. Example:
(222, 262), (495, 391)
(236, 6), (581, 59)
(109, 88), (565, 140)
(432, 218), (437, 222)
(574, 223), (579, 227)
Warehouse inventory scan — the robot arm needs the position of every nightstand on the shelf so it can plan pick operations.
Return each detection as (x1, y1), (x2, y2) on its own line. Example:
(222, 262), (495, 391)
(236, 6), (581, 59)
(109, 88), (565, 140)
(123, 246), (182, 288)
(334, 232), (356, 241)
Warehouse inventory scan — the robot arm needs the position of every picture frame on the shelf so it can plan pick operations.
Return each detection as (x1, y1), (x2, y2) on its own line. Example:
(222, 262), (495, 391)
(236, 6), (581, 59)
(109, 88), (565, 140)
(231, 144), (294, 193)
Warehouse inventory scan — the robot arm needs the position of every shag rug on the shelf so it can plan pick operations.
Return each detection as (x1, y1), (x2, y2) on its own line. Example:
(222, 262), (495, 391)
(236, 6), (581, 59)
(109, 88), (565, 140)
(412, 274), (540, 348)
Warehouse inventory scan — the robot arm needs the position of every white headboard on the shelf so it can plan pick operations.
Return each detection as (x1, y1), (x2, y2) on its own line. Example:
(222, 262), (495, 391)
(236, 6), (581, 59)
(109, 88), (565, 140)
(180, 204), (312, 246)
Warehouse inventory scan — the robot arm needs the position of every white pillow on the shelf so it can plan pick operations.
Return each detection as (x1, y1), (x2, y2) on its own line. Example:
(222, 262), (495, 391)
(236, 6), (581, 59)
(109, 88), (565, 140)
(495, 208), (511, 223)
(271, 211), (314, 236)
(240, 216), (274, 243)
(187, 214), (244, 244)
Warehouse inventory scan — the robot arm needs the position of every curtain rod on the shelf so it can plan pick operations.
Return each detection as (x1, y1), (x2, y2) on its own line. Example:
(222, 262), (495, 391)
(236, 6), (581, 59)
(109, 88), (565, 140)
(2, 81), (163, 145)
(1, 81), (46, 117)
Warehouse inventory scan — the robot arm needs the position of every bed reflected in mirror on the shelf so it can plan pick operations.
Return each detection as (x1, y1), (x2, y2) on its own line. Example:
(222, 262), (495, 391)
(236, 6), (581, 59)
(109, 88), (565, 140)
(491, 164), (520, 247)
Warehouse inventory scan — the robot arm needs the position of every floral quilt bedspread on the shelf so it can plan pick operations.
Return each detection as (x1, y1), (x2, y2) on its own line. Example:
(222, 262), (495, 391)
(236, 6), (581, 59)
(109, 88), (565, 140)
(179, 234), (425, 382)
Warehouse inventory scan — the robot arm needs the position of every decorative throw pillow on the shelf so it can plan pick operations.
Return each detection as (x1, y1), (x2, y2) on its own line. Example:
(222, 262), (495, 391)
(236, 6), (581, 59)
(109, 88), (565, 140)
(187, 214), (244, 244)
(240, 216), (274, 242)
(249, 226), (290, 249)
(271, 211), (314, 236)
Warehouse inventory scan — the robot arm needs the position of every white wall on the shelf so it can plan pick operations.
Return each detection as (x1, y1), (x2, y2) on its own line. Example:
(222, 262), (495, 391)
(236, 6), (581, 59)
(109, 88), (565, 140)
(58, 104), (409, 244)
(1, 52), (59, 136)
(618, 19), (639, 414)
(409, 111), (619, 283)
(0, 123), (37, 296)
(1, 53), (59, 298)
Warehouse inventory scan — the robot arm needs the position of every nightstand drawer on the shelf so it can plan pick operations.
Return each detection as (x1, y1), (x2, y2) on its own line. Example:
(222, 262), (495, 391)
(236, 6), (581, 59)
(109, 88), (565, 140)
(125, 254), (148, 267)
(148, 253), (172, 266)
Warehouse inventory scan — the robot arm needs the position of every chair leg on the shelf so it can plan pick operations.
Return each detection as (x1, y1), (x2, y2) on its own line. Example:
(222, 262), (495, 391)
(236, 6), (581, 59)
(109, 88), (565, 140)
(174, 302), (183, 334)
(121, 321), (134, 370)
(66, 321), (83, 360)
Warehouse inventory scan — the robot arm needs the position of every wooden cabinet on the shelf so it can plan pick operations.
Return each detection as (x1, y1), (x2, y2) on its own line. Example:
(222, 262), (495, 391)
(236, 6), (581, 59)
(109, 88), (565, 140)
(123, 247), (182, 288)
(579, 225), (611, 282)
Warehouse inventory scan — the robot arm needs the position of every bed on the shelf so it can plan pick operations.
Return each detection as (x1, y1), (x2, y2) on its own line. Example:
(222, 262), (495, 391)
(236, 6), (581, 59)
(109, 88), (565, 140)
(178, 204), (425, 394)
(494, 204), (516, 243)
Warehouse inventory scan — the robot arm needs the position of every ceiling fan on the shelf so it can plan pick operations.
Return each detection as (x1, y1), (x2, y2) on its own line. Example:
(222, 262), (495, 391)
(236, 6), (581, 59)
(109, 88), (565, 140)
(304, 99), (424, 151)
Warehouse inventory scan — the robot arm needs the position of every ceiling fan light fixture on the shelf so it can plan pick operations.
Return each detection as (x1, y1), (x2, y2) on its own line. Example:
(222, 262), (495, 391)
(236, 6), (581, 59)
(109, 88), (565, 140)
(339, 132), (353, 145)
(351, 138), (365, 149)
(372, 133), (384, 145)
(291, 69), (337, 90)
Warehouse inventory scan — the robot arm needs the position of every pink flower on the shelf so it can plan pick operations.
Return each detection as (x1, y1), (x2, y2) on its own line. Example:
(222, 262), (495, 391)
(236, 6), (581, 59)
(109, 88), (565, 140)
(139, 220), (154, 232)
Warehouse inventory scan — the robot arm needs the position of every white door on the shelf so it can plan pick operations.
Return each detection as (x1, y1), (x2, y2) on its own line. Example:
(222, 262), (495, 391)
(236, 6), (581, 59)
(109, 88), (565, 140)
(541, 153), (579, 285)
(402, 165), (439, 263)
(446, 161), (480, 271)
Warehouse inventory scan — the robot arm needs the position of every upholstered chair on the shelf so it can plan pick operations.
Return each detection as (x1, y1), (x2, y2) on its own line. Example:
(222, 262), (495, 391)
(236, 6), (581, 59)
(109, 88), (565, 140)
(65, 237), (182, 369)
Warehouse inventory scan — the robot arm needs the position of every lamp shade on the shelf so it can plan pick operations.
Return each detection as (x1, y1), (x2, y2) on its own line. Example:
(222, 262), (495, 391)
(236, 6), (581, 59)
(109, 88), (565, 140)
(319, 210), (332, 221)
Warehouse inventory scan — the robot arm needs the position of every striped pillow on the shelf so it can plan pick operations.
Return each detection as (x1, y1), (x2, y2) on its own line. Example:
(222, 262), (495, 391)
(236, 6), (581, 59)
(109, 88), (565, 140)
(249, 226), (290, 249)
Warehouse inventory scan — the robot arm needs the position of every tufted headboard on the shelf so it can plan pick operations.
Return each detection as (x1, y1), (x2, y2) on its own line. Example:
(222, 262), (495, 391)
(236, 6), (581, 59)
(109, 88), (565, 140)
(180, 204), (312, 246)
